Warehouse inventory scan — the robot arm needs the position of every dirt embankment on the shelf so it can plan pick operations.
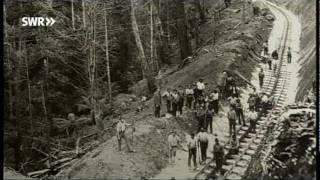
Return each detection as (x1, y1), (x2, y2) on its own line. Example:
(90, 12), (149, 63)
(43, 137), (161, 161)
(59, 2), (273, 179)
(161, 2), (273, 92)
(274, 0), (316, 100)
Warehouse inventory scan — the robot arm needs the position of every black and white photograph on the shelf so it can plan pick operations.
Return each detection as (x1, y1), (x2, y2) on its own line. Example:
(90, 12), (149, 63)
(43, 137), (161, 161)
(3, 0), (317, 179)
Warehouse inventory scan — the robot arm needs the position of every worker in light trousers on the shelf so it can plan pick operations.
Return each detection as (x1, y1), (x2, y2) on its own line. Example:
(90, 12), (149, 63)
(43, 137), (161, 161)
(197, 128), (209, 164)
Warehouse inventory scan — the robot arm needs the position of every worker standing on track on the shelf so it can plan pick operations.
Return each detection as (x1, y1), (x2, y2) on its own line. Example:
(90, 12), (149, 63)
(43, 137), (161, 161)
(187, 133), (199, 171)
(154, 88), (162, 118)
(287, 47), (292, 63)
(228, 107), (237, 137)
(271, 49), (279, 60)
(235, 98), (246, 126)
(116, 116), (133, 152)
(168, 131), (181, 164)
(259, 68), (265, 89)
(198, 128), (209, 164)
(261, 93), (269, 117)
(271, 50), (279, 76)
(229, 134), (239, 154)
(230, 84), (239, 98)
(247, 108), (258, 133)
(213, 138), (224, 175)
(228, 95), (237, 110)
(248, 94), (256, 111)
(263, 40), (268, 56)
(205, 108), (214, 134)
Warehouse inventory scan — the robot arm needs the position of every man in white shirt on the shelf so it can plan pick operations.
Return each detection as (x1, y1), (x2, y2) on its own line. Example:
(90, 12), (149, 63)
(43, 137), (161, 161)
(247, 108), (258, 133)
(187, 133), (198, 170)
(162, 88), (172, 114)
(261, 93), (269, 116)
(197, 128), (209, 164)
(196, 79), (205, 97)
(116, 117), (132, 152)
(168, 131), (181, 164)
(185, 85), (194, 109)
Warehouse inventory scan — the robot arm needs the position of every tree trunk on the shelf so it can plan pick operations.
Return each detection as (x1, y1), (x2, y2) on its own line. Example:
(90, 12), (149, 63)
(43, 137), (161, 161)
(194, 0), (206, 24)
(24, 43), (33, 134)
(104, 3), (112, 102)
(175, 0), (192, 61)
(150, 3), (154, 70)
(130, 0), (156, 93)
(89, 3), (97, 125)
(43, 58), (53, 136)
(71, 0), (75, 30)
(82, 0), (86, 28)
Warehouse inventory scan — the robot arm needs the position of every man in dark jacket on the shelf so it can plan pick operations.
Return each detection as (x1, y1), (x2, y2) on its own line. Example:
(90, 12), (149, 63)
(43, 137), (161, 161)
(271, 50), (279, 60)
(213, 138), (224, 175)
(258, 68), (265, 89)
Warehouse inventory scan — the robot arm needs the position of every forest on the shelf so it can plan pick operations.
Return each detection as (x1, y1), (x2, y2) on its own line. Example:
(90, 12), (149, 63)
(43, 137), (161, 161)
(3, 0), (215, 174)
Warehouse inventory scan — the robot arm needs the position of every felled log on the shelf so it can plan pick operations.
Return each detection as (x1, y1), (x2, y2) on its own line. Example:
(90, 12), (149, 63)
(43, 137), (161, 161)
(51, 157), (74, 167)
(27, 169), (50, 177)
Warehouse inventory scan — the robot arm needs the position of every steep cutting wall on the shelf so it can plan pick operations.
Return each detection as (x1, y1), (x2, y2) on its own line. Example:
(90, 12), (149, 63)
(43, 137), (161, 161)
(275, 0), (316, 101)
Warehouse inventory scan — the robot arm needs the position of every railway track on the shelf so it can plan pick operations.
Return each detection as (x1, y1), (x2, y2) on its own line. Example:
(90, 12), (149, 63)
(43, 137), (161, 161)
(194, 1), (292, 179)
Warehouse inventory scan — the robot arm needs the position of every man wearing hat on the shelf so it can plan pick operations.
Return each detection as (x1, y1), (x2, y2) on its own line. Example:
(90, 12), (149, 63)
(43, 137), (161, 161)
(197, 128), (209, 164)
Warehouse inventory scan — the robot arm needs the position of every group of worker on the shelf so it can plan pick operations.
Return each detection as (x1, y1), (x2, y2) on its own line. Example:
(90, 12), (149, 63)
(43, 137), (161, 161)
(262, 40), (292, 76)
(156, 78), (220, 118)
(115, 54), (279, 176)
(167, 129), (224, 174)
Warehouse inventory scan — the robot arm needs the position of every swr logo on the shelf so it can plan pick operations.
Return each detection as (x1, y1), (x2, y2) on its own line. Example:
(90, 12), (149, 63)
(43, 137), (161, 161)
(21, 17), (56, 27)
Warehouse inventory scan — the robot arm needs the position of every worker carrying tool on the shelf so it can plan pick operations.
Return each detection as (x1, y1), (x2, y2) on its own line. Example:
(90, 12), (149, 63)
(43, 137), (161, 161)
(197, 128), (209, 164)
(187, 133), (199, 171)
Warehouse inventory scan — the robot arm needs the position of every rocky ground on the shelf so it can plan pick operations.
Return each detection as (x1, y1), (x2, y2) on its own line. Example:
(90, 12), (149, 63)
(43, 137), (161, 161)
(57, 1), (275, 179)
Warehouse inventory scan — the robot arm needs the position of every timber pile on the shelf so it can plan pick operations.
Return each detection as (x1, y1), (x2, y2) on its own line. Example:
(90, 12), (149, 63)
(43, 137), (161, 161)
(27, 151), (77, 179)
(261, 105), (316, 179)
